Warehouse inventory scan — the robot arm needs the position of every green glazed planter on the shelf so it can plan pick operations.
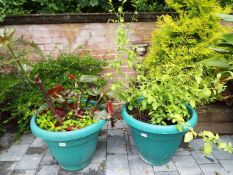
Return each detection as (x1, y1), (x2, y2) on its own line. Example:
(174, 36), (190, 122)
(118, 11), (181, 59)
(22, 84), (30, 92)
(30, 116), (106, 171)
(122, 104), (197, 166)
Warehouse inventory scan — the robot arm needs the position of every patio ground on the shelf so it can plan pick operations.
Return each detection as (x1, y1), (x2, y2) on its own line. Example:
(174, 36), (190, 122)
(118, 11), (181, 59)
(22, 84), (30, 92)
(0, 120), (233, 175)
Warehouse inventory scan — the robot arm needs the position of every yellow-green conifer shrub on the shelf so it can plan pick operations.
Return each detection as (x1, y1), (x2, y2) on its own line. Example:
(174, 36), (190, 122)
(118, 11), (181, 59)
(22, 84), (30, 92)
(144, 0), (231, 75)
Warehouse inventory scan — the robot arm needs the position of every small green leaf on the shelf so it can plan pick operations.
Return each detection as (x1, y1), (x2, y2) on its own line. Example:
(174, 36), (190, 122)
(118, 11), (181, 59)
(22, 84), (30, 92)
(152, 102), (158, 110)
(198, 58), (229, 69)
(141, 100), (147, 110)
(203, 142), (212, 155)
(118, 6), (123, 13)
(79, 75), (98, 83)
(111, 84), (116, 90)
(189, 100), (195, 107)
(184, 132), (193, 142)
(217, 14), (233, 22)
(212, 48), (233, 54)
(222, 33), (233, 45)
(128, 105), (133, 110)
(200, 88), (211, 98)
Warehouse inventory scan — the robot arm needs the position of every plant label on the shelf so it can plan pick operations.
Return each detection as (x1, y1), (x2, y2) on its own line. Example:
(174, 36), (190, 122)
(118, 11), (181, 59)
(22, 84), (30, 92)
(141, 133), (147, 138)
(59, 143), (66, 147)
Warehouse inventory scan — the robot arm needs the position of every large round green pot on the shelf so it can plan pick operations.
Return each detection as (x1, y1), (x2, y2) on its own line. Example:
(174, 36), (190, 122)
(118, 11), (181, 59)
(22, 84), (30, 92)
(122, 104), (197, 166)
(30, 116), (106, 171)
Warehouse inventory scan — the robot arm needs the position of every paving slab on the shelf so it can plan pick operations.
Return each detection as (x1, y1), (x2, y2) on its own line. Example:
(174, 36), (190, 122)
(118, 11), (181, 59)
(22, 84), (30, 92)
(0, 133), (15, 149)
(107, 130), (127, 155)
(219, 159), (233, 174)
(153, 160), (177, 172)
(99, 130), (107, 142)
(0, 161), (17, 175)
(30, 138), (47, 148)
(126, 141), (133, 155)
(112, 120), (127, 129)
(15, 154), (44, 170)
(59, 163), (106, 175)
(81, 162), (105, 175)
(172, 155), (202, 175)
(128, 155), (154, 175)
(174, 148), (190, 156)
(128, 135), (139, 155)
(58, 168), (79, 175)
(212, 135), (233, 150)
(154, 172), (180, 175)
(212, 149), (233, 160)
(191, 151), (217, 164)
(91, 142), (106, 164)
(36, 165), (60, 175)
(0, 144), (29, 161)
(11, 169), (37, 175)
(25, 147), (47, 155)
(104, 122), (111, 130)
(124, 130), (129, 142)
(106, 155), (130, 175)
(39, 150), (58, 166)
(0, 129), (233, 175)
(188, 139), (204, 151)
(16, 134), (35, 145)
(199, 164), (228, 175)
(219, 135), (233, 143)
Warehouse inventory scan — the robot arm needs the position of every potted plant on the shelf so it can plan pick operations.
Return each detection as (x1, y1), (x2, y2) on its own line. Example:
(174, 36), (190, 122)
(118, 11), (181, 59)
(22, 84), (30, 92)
(120, 70), (233, 165)
(109, 0), (233, 166)
(30, 73), (113, 171)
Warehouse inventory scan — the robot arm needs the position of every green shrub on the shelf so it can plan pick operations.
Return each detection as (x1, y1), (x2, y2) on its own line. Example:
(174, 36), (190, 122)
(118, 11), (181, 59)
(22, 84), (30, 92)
(140, 0), (231, 111)
(115, 0), (232, 124)
(31, 53), (106, 89)
(145, 0), (231, 73)
(0, 53), (106, 137)
(131, 0), (172, 12)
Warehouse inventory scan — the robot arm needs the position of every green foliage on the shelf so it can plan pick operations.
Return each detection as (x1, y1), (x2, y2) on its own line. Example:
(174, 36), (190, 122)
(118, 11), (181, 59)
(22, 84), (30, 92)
(36, 111), (95, 131)
(34, 67), (112, 132)
(130, 0), (171, 12)
(31, 53), (106, 89)
(120, 65), (224, 126)
(108, 0), (138, 73)
(199, 14), (233, 106)
(139, 0), (231, 113)
(110, 0), (233, 155)
(0, 0), (231, 21)
(144, 0), (231, 72)
(0, 53), (106, 136)
(0, 0), (28, 21)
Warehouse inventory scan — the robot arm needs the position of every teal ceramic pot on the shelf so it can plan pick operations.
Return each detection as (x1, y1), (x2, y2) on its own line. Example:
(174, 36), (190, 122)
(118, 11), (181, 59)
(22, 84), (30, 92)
(122, 104), (197, 166)
(30, 116), (106, 171)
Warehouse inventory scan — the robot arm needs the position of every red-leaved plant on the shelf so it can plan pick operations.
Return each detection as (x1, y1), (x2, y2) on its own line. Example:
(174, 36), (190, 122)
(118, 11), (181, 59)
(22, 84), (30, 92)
(34, 73), (115, 131)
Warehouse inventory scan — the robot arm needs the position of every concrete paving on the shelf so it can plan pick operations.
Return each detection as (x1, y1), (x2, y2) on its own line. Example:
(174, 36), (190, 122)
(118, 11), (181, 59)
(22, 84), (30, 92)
(0, 120), (233, 175)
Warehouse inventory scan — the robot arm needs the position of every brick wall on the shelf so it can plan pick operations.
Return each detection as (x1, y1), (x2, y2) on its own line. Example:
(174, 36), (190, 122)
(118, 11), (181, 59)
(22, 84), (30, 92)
(4, 22), (156, 80)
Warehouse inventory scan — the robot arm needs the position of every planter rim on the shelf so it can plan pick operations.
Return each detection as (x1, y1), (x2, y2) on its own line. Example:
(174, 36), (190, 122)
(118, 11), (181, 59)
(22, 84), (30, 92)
(30, 116), (106, 141)
(121, 104), (198, 134)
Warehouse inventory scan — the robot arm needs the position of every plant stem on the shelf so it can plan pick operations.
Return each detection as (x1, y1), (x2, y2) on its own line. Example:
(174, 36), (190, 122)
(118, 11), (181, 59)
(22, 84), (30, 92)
(77, 91), (81, 111)
(34, 74), (63, 125)
(7, 45), (34, 84)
